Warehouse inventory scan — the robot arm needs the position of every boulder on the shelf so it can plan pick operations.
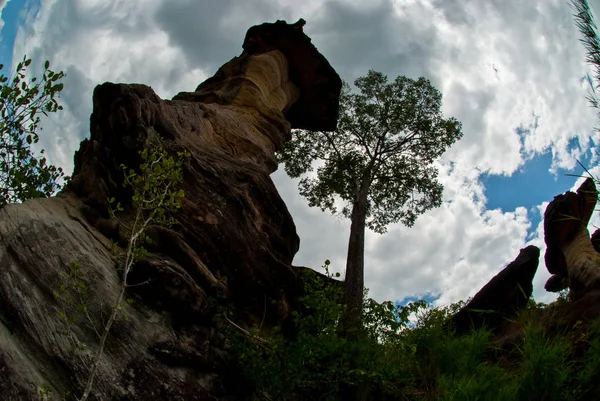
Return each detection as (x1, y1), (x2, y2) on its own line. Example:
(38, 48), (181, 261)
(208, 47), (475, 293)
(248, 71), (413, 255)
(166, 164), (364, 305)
(543, 178), (600, 299)
(449, 245), (540, 334)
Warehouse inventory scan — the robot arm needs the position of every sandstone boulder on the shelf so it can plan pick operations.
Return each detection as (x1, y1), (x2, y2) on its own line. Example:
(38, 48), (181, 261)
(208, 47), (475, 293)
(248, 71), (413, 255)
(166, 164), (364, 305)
(449, 245), (540, 334)
(543, 178), (600, 299)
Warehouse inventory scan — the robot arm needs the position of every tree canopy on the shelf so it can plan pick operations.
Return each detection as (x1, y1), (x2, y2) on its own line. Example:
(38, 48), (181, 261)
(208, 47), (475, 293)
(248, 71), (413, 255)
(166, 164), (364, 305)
(279, 70), (462, 234)
(0, 56), (66, 207)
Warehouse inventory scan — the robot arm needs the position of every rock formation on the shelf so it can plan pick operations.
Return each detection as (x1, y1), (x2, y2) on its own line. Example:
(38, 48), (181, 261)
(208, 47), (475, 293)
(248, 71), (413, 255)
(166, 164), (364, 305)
(543, 177), (600, 299)
(0, 19), (341, 400)
(449, 245), (540, 334)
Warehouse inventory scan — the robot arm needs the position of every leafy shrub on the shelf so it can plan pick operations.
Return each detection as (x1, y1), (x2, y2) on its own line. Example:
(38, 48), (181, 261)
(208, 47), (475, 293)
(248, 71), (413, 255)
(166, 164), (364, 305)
(0, 56), (67, 206)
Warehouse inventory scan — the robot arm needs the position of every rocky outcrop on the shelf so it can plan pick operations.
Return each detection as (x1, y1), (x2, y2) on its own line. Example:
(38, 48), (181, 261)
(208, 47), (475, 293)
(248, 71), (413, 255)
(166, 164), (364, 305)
(0, 19), (341, 400)
(543, 178), (600, 299)
(448, 245), (540, 334)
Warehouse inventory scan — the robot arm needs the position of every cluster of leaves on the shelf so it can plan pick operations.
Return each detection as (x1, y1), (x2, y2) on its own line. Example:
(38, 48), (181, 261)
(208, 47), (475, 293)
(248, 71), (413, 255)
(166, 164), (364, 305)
(226, 261), (432, 400)
(52, 261), (93, 354)
(278, 71), (462, 233)
(109, 146), (190, 264)
(571, 0), (600, 122)
(0, 56), (67, 207)
(226, 262), (600, 401)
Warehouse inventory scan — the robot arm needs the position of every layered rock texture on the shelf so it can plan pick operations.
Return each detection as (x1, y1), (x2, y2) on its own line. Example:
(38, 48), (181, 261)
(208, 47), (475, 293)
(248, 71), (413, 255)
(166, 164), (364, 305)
(0, 19), (341, 400)
(536, 178), (600, 329)
(544, 177), (600, 299)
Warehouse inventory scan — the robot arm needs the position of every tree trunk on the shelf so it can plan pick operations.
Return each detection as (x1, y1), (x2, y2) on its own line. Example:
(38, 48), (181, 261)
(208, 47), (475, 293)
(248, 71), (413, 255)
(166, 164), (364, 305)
(339, 175), (371, 401)
(341, 175), (370, 337)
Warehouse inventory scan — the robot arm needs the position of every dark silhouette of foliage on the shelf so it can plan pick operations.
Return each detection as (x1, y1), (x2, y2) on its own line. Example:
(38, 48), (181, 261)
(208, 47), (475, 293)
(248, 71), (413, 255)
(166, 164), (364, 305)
(0, 56), (66, 207)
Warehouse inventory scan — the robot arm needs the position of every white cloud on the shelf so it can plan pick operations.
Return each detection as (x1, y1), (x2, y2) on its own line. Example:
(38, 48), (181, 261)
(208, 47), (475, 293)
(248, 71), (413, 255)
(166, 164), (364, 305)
(429, 0), (596, 177)
(11, 0), (599, 308)
(13, 0), (206, 175)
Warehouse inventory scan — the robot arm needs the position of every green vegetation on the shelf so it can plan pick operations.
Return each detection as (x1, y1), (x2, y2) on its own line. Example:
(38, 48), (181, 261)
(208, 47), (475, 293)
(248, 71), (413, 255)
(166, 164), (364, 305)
(50, 145), (189, 401)
(0, 56), (67, 207)
(52, 261), (94, 355)
(572, 0), (600, 122)
(278, 70), (463, 332)
(225, 262), (600, 401)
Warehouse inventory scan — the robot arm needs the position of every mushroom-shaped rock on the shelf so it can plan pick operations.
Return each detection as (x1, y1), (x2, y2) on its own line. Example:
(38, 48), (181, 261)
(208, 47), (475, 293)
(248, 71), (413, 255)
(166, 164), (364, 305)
(0, 20), (341, 400)
(543, 178), (600, 299)
(173, 19), (341, 172)
(448, 245), (540, 334)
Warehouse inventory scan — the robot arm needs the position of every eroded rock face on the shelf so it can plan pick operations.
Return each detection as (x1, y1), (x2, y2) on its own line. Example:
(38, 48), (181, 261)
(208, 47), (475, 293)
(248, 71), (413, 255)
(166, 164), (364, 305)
(449, 245), (540, 334)
(543, 178), (600, 299)
(0, 19), (341, 400)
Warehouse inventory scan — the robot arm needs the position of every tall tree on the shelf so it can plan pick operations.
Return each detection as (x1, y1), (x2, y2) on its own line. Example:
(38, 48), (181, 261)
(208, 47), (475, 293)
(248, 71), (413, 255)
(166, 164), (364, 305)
(278, 70), (463, 332)
(0, 56), (66, 207)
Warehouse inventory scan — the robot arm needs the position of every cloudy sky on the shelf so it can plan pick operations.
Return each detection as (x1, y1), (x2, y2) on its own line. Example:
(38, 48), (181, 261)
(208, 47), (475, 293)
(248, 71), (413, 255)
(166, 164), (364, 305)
(2, 0), (600, 307)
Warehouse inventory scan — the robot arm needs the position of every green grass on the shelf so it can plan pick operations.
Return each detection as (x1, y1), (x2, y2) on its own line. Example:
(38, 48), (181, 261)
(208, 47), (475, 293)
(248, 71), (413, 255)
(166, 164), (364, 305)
(438, 364), (518, 401)
(517, 323), (572, 401)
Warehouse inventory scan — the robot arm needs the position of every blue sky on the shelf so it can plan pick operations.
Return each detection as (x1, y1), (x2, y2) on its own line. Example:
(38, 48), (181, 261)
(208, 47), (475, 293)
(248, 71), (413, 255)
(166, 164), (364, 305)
(483, 132), (594, 237)
(484, 152), (579, 237)
(398, 294), (440, 308)
(0, 0), (24, 68)
(3, 0), (600, 307)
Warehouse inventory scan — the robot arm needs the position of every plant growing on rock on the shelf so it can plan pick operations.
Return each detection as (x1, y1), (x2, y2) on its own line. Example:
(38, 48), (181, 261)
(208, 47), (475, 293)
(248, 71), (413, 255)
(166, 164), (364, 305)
(0, 56), (67, 207)
(52, 261), (95, 354)
(278, 70), (463, 333)
(75, 144), (188, 401)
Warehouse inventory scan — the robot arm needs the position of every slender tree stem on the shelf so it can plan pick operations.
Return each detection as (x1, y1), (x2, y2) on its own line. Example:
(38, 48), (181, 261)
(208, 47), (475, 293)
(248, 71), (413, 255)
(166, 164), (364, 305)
(78, 207), (144, 401)
(341, 171), (371, 337)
